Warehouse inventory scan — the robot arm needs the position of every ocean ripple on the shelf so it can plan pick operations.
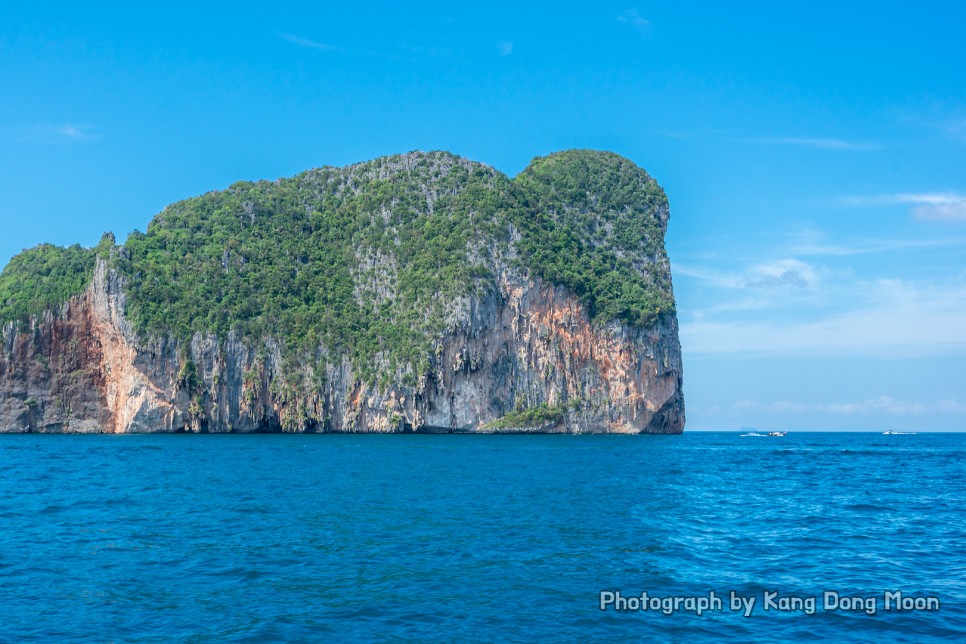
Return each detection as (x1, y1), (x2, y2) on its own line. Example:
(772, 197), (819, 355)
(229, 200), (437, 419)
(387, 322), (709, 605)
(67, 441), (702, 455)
(0, 431), (963, 641)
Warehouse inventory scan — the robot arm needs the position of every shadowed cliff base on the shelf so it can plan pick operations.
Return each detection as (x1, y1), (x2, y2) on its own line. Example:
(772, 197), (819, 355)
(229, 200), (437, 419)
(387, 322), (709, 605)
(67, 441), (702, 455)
(0, 150), (685, 434)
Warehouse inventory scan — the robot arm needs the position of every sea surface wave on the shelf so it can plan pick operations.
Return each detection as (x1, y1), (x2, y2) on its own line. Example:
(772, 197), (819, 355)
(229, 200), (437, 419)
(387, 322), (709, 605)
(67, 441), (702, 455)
(1, 432), (963, 642)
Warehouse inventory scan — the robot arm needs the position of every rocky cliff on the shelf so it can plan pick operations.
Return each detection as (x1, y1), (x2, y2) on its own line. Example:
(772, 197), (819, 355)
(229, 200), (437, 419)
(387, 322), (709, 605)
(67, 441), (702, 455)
(0, 150), (684, 434)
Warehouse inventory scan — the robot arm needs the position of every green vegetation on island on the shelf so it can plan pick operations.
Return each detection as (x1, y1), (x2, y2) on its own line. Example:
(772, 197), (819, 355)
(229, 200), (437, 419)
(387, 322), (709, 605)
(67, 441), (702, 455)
(0, 151), (675, 383)
(116, 153), (509, 381)
(513, 150), (674, 326)
(482, 402), (572, 430)
(0, 240), (100, 327)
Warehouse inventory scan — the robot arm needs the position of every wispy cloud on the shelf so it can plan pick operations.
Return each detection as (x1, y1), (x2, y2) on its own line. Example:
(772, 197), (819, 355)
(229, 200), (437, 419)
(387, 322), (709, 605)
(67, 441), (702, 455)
(789, 236), (966, 257)
(674, 264), (744, 289)
(279, 33), (341, 52)
(745, 136), (881, 151)
(681, 278), (966, 357)
(897, 107), (966, 144)
(497, 41), (513, 56)
(938, 399), (966, 413)
(746, 259), (819, 289)
(846, 192), (966, 221)
(618, 9), (651, 32)
(278, 32), (438, 60)
(676, 226), (966, 358)
(734, 396), (966, 416)
(676, 258), (820, 291)
(55, 124), (96, 141)
(898, 193), (966, 221)
(916, 110), (966, 143)
(2, 123), (99, 144)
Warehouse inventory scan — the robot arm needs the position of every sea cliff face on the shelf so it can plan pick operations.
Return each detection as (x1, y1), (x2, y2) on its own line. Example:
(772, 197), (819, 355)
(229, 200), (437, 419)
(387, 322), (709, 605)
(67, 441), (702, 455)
(0, 150), (684, 434)
(0, 261), (683, 434)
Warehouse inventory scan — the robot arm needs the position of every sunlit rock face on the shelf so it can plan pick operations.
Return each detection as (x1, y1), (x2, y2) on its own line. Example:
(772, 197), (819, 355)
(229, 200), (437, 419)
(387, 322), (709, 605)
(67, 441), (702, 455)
(0, 150), (684, 434)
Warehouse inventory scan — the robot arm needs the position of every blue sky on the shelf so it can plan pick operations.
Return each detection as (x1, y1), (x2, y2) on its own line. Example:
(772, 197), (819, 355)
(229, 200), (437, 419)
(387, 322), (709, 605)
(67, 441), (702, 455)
(2, 2), (964, 430)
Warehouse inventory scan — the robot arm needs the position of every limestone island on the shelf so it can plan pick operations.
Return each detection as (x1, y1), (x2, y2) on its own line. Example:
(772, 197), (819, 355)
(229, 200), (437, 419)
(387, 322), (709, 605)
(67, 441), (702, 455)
(0, 150), (684, 434)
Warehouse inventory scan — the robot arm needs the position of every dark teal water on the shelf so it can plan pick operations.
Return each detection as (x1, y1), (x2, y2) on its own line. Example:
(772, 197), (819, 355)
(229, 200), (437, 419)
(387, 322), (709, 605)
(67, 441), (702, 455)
(1, 432), (963, 642)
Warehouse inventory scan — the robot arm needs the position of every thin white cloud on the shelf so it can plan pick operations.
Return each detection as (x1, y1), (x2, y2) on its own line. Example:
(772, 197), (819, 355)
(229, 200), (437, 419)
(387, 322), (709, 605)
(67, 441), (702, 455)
(497, 41), (513, 56)
(2, 123), (98, 144)
(618, 9), (651, 32)
(279, 33), (341, 52)
(691, 298), (775, 317)
(746, 136), (881, 151)
(898, 109), (966, 144)
(746, 259), (819, 290)
(786, 226), (966, 258)
(674, 264), (744, 288)
(938, 399), (966, 413)
(55, 124), (96, 141)
(846, 192), (966, 221)
(915, 202), (966, 221)
(681, 279), (966, 357)
(676, 258), (819, 291)
(790, 236), (966, 257)
(906, 194), (966, 221)
(734, 396), (966, 416)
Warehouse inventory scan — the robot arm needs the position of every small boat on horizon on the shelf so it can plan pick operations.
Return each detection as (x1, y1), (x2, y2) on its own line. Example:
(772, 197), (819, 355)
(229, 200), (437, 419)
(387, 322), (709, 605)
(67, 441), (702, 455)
(883, 430), (917, 435)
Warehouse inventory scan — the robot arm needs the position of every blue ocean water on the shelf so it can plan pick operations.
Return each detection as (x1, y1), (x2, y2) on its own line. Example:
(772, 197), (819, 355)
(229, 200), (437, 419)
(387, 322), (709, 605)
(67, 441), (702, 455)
(1, 432), (964, 642)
